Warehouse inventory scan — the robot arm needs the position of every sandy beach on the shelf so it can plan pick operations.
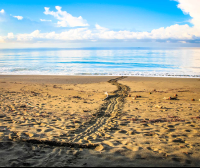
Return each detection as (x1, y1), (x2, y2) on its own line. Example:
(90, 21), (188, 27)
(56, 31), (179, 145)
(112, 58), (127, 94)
(0, 75), (200, 167)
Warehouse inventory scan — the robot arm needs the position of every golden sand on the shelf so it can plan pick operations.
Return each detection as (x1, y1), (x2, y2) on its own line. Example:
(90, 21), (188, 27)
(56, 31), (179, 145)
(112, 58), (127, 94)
(0, 75), (200, 167)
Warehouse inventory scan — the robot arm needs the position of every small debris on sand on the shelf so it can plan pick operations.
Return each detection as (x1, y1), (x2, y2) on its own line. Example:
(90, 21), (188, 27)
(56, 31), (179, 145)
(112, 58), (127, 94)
(155, 105), (163, 109)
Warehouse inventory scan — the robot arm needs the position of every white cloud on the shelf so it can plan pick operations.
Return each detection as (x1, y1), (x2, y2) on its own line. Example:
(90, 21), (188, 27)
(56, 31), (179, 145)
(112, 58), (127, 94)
(3, 23), (197, 43)
(44, 6), (89, 27)
(40, 19), (52, 22)
(1, 23), (199, 44)
(7, 33), (14, 39)
(1, 1), (200, 45)
(0, 9), (5, 14)
(0, 36), (4, 42)
(16, 30), (42, 41)
(95, 24), (108, 31)
(13, 16), (23, 20)
(179, 41), (187, 43)
(175, 0), (200, 27)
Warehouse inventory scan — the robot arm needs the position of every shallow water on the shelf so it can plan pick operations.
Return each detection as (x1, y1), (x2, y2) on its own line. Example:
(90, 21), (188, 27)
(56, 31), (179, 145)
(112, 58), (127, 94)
(0, 47), (200, 77)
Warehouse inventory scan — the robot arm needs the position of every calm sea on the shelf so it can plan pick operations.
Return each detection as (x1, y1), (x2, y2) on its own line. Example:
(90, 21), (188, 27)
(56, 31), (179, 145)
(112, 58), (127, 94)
(0, 47), (200, 78)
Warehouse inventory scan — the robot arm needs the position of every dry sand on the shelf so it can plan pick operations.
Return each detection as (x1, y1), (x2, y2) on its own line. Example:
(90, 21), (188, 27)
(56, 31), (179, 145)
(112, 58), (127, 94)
(0, 75), (200, 167)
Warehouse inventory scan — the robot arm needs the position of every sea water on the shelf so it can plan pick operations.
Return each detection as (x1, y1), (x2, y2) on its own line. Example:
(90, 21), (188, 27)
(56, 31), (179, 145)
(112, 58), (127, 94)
(0, 47), (200, 78)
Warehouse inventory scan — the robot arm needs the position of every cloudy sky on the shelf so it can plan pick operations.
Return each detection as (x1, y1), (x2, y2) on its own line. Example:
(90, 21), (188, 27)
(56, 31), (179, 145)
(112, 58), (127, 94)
(0, 0), (200, 48)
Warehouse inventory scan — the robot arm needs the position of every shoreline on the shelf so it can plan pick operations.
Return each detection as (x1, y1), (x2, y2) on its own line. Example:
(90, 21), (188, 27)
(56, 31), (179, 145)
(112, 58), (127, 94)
(0, 75), (199, 84)
(0, 74), (200, 79)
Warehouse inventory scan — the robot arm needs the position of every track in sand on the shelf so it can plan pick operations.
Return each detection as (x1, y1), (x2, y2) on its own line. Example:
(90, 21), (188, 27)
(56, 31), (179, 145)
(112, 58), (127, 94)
(9, 76), (130, 148)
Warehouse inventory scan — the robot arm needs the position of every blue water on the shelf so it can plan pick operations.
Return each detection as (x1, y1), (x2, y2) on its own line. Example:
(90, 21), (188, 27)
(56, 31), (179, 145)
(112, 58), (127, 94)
(0, 47), (200, 77)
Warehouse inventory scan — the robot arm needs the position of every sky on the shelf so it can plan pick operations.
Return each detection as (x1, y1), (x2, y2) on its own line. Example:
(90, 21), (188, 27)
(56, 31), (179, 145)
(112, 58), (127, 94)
(0, 0), (200, 48)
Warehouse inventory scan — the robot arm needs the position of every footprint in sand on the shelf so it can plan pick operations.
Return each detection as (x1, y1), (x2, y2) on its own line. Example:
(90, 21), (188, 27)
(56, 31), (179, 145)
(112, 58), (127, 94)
(117, 129), (127, 134)
(171, 138), (185, 143)
(146, 146), (152, 151)
(44, 128), (54, 132)
(36, 129), (42, 132)
(167, 125), (175, 128)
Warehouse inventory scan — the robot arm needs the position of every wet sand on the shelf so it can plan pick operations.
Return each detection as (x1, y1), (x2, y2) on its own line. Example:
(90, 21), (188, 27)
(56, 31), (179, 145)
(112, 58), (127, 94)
(0, 75), (200, 167)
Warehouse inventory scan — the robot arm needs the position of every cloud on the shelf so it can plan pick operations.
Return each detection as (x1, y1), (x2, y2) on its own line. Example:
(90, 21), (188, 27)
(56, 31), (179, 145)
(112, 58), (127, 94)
(0, 36), (4, 42)
(40, 19), (52, 22)
(13, 16), (23, 20)
(1, 1), (200, 45)
(15, 30), (41, 41)
(15, 29), (93, 41)
(175, 0), (200, 27)
(44, 6), (89, 27)
(2, 23), (198, 43)
(0, 9), (5, 14)
(7, 33), (14, 39)
(95, 24), (109, 31)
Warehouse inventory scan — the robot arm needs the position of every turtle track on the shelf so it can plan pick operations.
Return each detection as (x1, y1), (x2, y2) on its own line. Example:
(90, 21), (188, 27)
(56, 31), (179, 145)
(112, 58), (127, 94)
(8, 76), (130, 148)
(69, 76), (130, 143)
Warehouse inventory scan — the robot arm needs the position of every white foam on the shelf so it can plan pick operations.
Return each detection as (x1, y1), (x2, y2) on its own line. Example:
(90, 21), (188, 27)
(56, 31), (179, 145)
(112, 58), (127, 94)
(0, 69), (199, 78)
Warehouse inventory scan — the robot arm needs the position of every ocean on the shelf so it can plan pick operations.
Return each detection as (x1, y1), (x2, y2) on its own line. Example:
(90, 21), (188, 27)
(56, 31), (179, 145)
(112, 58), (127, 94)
(0, 47), (200, 78)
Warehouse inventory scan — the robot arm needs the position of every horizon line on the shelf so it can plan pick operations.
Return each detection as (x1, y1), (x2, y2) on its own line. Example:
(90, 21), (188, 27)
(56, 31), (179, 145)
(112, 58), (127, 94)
(1, 46), (200, 50)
